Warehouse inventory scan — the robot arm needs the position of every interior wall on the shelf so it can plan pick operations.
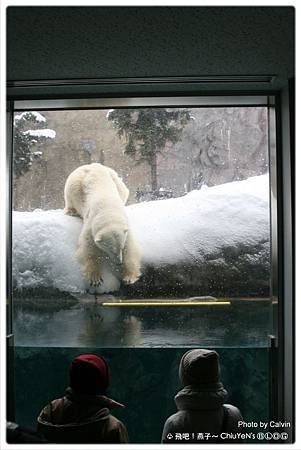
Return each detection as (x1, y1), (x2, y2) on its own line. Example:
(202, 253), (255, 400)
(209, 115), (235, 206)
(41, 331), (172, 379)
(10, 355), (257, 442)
(7, 6), (294, 89)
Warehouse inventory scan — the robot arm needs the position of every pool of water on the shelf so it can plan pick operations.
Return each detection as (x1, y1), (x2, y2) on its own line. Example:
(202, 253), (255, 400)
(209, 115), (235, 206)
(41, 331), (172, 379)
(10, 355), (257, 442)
(13, 294), (274, 348)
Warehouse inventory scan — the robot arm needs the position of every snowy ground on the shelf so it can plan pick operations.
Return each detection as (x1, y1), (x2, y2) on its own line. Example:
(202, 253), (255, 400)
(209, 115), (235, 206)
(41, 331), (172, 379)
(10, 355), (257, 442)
(13, 175), (270, 295)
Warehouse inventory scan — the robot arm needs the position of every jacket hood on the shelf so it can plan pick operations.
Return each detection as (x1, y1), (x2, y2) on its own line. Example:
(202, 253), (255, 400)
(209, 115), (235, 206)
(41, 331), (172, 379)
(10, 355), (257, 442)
(179, 349), (221, 386)
(37, 387), (124, 431)
(175, 384), (228, 411)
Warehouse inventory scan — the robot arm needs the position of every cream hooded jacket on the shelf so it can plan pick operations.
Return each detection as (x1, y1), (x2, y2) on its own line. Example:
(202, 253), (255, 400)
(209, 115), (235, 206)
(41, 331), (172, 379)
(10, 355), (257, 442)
(161, 383), (243, 443)
(162, 349), (243, 443)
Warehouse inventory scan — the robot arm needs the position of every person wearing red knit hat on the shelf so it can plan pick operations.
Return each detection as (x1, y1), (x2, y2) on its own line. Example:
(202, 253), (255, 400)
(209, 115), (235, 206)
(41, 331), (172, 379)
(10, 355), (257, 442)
(37, 354), (129, 443)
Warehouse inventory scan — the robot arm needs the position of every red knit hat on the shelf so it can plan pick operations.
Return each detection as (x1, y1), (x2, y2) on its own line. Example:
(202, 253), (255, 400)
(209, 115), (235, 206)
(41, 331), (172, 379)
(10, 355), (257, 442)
(69, 354), (110, 395)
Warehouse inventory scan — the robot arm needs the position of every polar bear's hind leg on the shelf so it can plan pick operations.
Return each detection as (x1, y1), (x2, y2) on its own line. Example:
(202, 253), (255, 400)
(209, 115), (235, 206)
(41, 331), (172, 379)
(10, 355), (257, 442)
(109, 169), (130, 204)
(64, 206), (79, 216)
(64, 190), (79, 216)
(64, 172), (84, 217)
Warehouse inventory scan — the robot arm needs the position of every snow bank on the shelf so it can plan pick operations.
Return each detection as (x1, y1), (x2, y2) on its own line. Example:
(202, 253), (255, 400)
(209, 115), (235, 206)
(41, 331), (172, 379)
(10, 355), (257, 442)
(129, 174), (269, 267)
(13, 175), (269, 295)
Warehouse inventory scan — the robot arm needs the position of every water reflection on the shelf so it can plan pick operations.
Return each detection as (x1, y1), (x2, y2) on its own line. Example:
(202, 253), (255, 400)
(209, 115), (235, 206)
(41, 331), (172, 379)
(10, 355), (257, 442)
(13, 292), (273, 348)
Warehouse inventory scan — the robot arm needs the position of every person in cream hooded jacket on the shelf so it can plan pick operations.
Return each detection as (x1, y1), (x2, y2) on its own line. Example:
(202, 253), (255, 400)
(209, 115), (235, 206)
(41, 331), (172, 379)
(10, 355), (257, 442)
(161, 349), (243, 444)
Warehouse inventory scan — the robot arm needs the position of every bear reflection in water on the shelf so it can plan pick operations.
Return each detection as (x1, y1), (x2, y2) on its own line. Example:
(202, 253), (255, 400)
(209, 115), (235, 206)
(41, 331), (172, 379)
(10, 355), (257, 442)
(79, 299), (143, 347)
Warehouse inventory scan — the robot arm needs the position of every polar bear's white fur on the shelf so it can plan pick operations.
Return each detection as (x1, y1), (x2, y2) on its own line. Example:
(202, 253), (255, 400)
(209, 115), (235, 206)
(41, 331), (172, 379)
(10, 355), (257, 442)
(64, 163), (141, 286)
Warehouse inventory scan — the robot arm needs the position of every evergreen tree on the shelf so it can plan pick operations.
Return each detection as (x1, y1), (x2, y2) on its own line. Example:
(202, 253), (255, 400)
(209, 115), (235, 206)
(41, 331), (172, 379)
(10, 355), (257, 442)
(107, 108), (191, 192)
(13, 111), (56, 179)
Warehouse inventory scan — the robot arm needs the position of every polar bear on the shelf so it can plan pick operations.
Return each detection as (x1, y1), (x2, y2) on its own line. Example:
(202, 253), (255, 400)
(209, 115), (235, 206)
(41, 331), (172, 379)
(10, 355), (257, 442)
(64, 163), (141, 286)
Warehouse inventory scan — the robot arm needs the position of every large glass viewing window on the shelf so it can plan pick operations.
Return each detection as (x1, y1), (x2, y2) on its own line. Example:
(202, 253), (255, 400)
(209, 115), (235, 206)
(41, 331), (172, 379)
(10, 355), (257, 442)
(10, 96), (277, 349)
(8, 94), (286, 443)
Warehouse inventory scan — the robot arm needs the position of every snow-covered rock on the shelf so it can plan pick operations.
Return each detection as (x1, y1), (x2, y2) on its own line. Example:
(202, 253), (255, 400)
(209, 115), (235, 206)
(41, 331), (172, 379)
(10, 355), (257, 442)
(12, 210), (119, 294)
(13, 175), (270, 297)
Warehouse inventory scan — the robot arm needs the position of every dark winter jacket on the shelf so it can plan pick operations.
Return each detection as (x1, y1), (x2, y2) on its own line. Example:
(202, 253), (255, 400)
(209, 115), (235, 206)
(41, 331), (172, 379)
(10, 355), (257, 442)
(161, 384), (243, 443)
(37, 388), (129, 444)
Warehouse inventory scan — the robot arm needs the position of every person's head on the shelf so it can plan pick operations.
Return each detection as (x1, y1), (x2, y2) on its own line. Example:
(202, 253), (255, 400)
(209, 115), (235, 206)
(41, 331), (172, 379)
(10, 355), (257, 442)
(179, 349), (221, 387)
(69, 353), (109, 395)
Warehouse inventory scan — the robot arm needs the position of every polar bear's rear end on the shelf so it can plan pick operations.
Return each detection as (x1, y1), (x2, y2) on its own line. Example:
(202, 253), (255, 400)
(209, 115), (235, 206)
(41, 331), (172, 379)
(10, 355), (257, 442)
(64, 163), (141, 287)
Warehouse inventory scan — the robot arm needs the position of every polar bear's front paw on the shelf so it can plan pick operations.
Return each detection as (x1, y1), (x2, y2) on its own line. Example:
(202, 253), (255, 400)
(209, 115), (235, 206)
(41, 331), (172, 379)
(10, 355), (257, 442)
(84, 266), (103, 287)
(122, 270), (141, 285)
(89, 275), (104, 287)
